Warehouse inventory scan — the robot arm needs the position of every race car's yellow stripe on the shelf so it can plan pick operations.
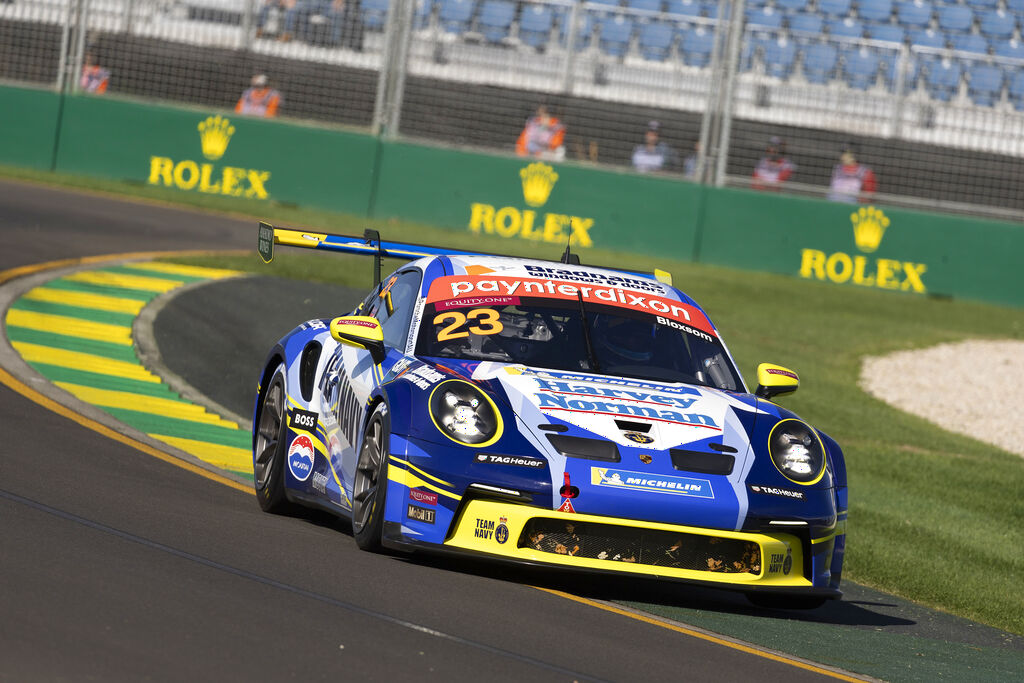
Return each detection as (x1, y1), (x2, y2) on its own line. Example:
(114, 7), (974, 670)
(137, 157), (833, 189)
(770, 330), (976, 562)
(13, 342), (161, 383)
(389, 455), (453, 488)
(274, 228), (328, 249)
(20, 287), (147, 314)
(63, 270), (184, 293)
(811, 519), (847, 545)
(122, 262), (242, 280)
(6, 309), (133, 346)
(387, 464), (461, 501)
(54, 382), (239, 428)
(153, 434), (252, 472)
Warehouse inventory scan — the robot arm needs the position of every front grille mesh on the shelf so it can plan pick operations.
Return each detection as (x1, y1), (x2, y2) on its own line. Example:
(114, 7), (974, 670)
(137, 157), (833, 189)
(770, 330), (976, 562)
(519, 519), (760, 574)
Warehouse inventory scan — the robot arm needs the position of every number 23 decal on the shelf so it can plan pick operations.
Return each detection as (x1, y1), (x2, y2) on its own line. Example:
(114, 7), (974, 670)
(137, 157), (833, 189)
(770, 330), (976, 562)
(433, 308), (504, 341)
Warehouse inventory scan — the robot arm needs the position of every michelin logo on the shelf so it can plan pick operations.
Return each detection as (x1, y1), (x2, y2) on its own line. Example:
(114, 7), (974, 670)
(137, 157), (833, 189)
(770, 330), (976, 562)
(592, 467), (713, 499)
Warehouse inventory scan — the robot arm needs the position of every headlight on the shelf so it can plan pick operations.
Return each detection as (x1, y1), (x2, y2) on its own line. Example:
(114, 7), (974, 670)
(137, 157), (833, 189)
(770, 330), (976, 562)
(428, 380), (503, 448)
(767, 419), (826, 485)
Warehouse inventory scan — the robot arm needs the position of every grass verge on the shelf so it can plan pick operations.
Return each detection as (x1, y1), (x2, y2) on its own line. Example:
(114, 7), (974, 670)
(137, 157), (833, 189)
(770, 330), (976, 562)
(6, 165), (1023, 634)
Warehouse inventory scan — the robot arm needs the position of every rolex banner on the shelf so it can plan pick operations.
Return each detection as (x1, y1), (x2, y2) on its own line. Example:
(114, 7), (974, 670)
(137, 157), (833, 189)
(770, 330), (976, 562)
(52, 95), (377, 215)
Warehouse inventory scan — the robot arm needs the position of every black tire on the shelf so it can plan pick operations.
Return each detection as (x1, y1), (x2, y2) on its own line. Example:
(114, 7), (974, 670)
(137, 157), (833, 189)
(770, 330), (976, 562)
(253, 364), (291, 513)
(745, 593), (827, 610)
(352, 403), (390, 552)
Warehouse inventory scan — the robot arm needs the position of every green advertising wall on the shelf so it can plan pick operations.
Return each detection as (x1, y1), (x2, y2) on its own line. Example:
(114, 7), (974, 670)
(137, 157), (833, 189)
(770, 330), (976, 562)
(53, 95), (378, 215)
(0, 86), (62, 170)
(3, 86), (1022, 308)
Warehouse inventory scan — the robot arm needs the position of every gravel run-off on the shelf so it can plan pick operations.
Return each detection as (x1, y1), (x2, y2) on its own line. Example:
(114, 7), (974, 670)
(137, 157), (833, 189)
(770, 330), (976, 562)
(860, 339), (1024, 459)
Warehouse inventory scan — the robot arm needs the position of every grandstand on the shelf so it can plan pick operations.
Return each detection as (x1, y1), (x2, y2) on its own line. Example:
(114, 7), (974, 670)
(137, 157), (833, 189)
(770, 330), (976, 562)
(2, 0), (1023, 218)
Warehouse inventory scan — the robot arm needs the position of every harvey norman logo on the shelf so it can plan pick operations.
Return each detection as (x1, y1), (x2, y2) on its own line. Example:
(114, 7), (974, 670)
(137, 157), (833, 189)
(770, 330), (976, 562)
(799, 206), (927, 293)
(146, 115), (271, 199)
(468, 162), (595, 248)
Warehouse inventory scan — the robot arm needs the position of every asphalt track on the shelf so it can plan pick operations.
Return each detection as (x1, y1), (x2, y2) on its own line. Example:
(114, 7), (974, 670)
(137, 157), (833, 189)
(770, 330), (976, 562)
(1, 179), (1021, 682)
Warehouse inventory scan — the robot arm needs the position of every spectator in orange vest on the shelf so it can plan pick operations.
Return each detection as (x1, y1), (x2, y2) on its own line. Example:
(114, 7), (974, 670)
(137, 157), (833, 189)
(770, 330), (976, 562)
(235, 74), (282, 117)
(516, 105), (566, 160)
(80, 53), (110, 94)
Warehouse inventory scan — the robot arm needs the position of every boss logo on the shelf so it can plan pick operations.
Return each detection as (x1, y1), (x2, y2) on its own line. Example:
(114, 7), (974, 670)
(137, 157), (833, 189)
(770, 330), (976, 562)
(289, 408), (319, 431)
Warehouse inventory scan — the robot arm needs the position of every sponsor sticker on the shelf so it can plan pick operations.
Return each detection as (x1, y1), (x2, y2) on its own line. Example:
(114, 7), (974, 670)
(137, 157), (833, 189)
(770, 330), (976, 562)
(436, 296), (520, 310)
(638, 453), (653, 464)
(765, 368), (798, 380)
(748, 484), (806, 501)
(287, 435), (315, 482)
(409, 488), (439, 506)
(591, 467), (713, 499)
(305, 318), (327, 331)
(312, 471), (328, 494)
(407, 504), (436, 524)
(474, 518), (496, 540)
(289, 408), (319, 432)
(623, 431), (654, 445)
(475, 453), (546, 468)
(339, 319), (377, 329)
(767, 549), (793, 575)
(557, 498), (577, 513)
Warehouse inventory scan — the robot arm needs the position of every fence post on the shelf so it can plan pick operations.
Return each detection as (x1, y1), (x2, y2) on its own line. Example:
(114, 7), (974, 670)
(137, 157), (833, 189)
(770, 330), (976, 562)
(561, 1), (582, 94)
(714, 0), (746, 188)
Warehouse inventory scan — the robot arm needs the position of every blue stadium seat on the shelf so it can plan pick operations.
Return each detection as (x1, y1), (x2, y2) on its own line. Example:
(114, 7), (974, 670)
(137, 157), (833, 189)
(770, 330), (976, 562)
(867, 22), (906, 44)
(967, 63), (1003, 105)
(747, 6), (784, 32)
(1009, 69), (1024, 110)
(477, 0), (516, 42)
(665, 0), (702, 17)
(803, 42), (839, 82)
(1006, 0), (1024, 12)
(950, 32), (989, 56)
(995, 38), (1024, 62)
(884, 53), (921, 90)
(843, 46), (881, 88)
(817, 0), (852, 18)
(627, 0), (664, 12)
(597, 14), (634, 56)
(828, 17), (864, 38)
(775, 0), (809, 11)
(361, 0), (390, 31)
(789, 12), (825, 39)
(438, 0), (475, 33)
(858, 0), (894, 24)
(681, 26), (715, 66)
(910, 27), (947, 51)
(963, 0), (998, 8)
(762, 36), (798, 78)
(414, 0), (433, 28)
(559, 11), (594, 50)
(937, 5), (974, 34)
(895, 0), (933, 28)
(518, 3), (554, 48)
(979, 10), (1014, 41)
(925, 58), (963, 100)
(638, 21), (675, 60)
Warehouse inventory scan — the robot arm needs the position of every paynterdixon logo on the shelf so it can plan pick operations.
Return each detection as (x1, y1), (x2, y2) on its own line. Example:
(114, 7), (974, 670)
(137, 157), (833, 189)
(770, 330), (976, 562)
(147, 115), (271, 199)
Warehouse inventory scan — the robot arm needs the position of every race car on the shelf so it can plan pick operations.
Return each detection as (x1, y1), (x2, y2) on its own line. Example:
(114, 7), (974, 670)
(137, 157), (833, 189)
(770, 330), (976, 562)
(252, 223), (847, 608)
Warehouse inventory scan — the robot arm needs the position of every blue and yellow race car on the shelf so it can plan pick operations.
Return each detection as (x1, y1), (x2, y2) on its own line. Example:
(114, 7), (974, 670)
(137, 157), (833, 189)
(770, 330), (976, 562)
(252, 224), (847, 608)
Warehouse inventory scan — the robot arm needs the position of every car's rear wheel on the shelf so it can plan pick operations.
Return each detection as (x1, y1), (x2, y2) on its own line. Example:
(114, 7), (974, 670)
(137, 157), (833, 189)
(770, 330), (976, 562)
(352, 403), (390, 552)
(746, 593), (827, 610)
(253, 364), (290, 513)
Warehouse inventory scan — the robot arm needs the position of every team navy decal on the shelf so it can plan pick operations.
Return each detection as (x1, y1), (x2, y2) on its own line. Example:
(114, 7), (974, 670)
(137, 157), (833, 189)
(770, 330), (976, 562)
(495, 516), (510, 544)
(591, 467), (713, 499)
(287, 435), (315, 481)
(289, 408), (319, 432)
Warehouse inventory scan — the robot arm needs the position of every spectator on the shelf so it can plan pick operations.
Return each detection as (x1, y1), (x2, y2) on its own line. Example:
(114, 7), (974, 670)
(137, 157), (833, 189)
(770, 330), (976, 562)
(683, 140), (701, 180)
(828, 143), (876, 203)
(299, 0), (352, 46)
(256, 0), (300, 41)
(80, 53), (109, 94)
(235, 74), (282, 117)
(751, 136), (794, 190)
(516, 105), (566, 160)
(631, 121), (678, 173)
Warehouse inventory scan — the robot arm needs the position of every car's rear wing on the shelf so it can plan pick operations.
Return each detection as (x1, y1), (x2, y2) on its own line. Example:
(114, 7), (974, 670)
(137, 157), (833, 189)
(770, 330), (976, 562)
(257, 222), (673, 287)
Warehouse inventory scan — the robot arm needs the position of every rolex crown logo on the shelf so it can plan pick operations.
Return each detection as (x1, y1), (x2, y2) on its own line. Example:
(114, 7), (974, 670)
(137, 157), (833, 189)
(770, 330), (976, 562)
(520, 162), (559, 208)
(197, 115), (235, 161)
(851, 206), (890, 253)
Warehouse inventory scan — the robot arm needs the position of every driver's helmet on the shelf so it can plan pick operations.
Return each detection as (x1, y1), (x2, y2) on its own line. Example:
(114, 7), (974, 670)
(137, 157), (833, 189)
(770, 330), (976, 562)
(593, 315), (655, 364)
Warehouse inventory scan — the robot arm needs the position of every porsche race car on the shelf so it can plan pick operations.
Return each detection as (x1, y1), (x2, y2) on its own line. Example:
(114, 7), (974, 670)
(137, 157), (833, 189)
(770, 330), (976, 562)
(252, 224), (847, 608)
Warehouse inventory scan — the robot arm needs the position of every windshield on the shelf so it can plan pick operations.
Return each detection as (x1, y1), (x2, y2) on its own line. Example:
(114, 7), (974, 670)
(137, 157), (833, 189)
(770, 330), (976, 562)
(415, 297), (742, 390)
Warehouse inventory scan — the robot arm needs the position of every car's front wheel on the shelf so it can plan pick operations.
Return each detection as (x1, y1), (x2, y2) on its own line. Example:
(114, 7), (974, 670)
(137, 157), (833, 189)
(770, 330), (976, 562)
(352, 403), (390, 552)
(253, 363), (291, 513)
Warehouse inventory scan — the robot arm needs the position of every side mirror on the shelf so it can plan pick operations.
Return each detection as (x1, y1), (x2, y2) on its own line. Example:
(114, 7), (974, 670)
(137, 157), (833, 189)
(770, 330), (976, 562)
(330, 316), (386, 365)
(754, 363), (799, 400)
